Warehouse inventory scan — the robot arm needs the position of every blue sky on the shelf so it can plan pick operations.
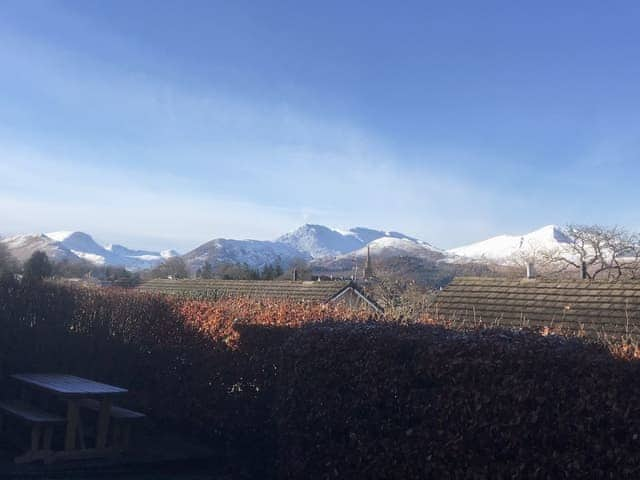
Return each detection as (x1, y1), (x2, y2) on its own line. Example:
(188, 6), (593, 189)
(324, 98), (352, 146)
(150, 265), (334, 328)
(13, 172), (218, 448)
(1, 0), (640, 251)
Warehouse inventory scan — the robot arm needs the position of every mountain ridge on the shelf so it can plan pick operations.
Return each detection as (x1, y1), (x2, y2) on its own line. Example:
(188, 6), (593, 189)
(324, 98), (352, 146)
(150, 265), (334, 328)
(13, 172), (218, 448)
(447, 225), (573, 263)
(1, 231), (176, 271)
(1, 224), (577, 272)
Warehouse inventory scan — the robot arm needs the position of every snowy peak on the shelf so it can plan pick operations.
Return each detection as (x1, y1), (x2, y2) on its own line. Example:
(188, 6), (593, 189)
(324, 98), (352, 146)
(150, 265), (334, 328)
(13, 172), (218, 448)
(277, 224), (365, 258)
(3, 223), (444, 273)
(182, 237), (308, 272)
(336, 236), (442, 261)
(448, 225), (573, 263)
(47, 231), (110, 258)
(0, 233), (77, 263)
(1, 231), (175, 271)
(183, 224), (437, 273)
(534, 224), (573, 244)
(276, 224), (424, 259)
(45, 231), (75, 242)
(345, 227), (391, 244)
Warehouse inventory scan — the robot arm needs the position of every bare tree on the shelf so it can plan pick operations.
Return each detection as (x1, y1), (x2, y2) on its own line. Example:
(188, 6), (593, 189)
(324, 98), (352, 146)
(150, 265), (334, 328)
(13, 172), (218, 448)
(542, 225), (640, 280)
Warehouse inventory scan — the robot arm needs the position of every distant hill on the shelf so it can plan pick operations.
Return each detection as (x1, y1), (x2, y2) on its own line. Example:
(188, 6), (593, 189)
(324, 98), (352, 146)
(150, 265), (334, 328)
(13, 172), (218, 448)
(182, 224), (439, 274)
(277, 224), (381, 258)
(277, 224), (431, 259)
(448, 225), (573, 264)
(0, 231), (176, 271)
(181, 238), (309, 272)
(1, 224), (582, 277)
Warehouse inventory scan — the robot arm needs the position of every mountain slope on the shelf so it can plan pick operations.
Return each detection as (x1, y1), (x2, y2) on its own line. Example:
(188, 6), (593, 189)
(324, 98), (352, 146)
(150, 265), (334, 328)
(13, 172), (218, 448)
(182, 238), (309, 272)
(3, 223), (448, 274)
(1, 231), (175, 271)
(0, 234), (77, 263)
(315, 235), (444, 271)
(277, 224), (427, 258)
(448, 225), (573, 263)
(276, 224), (367, 258)
(47, 231), (117, 265)
(353, 236), (443, 258)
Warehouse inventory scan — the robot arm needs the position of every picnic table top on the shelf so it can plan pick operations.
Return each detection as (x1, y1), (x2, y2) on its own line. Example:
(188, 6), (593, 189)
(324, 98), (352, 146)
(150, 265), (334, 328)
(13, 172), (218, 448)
(11, 373), (128, 397)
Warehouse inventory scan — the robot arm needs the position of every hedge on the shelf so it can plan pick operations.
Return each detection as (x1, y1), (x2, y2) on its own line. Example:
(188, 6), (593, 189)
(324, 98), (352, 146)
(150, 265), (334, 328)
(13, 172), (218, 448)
(2, 279), (640, 478)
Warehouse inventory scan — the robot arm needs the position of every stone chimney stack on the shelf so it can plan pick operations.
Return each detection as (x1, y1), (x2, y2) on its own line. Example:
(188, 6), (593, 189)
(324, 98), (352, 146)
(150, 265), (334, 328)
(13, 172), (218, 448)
(364, 245), (374, 280)
(292, 268), (298, 281)
(526, 262), (536, 279)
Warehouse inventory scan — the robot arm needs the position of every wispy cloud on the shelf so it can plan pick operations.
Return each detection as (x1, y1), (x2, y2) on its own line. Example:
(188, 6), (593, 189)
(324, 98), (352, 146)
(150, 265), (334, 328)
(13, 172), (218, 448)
(0, 21), (507, 250)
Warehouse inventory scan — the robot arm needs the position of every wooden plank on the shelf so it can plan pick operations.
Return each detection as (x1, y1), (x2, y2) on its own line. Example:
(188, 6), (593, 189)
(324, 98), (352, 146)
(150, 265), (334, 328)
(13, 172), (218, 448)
(79, 399), (146, 420)
(0, 400), (65, 424)
(49, 447), (117, 463)
(12, 374), (127, 397)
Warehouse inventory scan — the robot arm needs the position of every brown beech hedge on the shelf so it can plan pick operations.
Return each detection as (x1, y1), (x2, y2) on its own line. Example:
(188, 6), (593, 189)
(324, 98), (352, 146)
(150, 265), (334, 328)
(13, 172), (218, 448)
(2, 279), (640, 478)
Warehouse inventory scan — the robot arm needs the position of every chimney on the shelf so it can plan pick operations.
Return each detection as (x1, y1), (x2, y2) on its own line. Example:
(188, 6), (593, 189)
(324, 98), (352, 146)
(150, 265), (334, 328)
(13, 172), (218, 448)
(364, 245), (374, 280)
(292, 268), (298, 281)
(526, 262), (536, 279)
(581, 261), (588, 280)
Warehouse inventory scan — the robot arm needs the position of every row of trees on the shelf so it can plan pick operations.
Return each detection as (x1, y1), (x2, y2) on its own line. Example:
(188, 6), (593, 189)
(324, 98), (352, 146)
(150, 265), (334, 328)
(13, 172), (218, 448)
(143, 257), (311, 281)
(0, 246), (140, 286)
(0, 247), (53, 283)
(193, 260), (309, 280)
(0, 244), (312, 285)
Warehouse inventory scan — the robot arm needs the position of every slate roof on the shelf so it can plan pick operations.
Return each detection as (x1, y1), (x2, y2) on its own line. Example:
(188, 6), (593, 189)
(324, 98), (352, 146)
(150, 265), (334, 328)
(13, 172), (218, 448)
(139, 279), (371, 304)
(434, 276), (640, 336)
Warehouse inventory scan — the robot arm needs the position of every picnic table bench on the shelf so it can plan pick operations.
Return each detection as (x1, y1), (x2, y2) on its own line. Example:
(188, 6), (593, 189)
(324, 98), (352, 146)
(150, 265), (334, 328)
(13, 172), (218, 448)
(78, 398), (146, 449)
(0, 400), (65, 464)
(0, 373), (145, 463)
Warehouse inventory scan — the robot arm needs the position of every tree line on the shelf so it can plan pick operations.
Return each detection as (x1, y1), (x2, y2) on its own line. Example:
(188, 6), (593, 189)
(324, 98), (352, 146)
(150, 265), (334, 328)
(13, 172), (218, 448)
(0, 245), (140, 286)
(0, 244), (312, 285)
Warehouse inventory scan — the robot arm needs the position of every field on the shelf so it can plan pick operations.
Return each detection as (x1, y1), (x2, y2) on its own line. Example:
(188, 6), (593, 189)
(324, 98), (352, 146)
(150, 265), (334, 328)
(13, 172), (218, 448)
(2, 278), (640, 478)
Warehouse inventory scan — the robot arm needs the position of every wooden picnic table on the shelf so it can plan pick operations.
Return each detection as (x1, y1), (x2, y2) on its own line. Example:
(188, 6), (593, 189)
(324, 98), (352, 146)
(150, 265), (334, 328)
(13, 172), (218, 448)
(11, 373), (127, 461)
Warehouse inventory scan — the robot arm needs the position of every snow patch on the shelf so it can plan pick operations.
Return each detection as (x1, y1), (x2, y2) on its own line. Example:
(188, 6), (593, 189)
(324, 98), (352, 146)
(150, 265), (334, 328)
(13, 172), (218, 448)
(448, 225), (573, 263)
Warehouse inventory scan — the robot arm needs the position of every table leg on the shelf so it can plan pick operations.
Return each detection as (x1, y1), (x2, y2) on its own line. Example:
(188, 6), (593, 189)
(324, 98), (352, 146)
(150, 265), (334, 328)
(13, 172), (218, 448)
(30, 424), (41, 452)
(96, 398), (112, 449)
(43, 426), (53, 451)
(77, 413), (86, 449)
(65, 400), (79, 451)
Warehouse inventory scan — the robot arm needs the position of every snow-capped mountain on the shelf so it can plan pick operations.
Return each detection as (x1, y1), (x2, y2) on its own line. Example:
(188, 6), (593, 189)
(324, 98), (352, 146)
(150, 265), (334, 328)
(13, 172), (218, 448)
(448, 225), (573, 263)
(276, 224), (368, 258)
(1, 231), (176, 271)
(3, 224), (442, 273)
(349, 236), (442, 259)
(314, 234), (444, 271)
(105, 244), (178, 262)
(47, 231), (117, 265)
(277, 224), (425, 258)
(182, 238), (309, 272)
(182, 225), (442, 273)
(1, 234), (78, 263)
